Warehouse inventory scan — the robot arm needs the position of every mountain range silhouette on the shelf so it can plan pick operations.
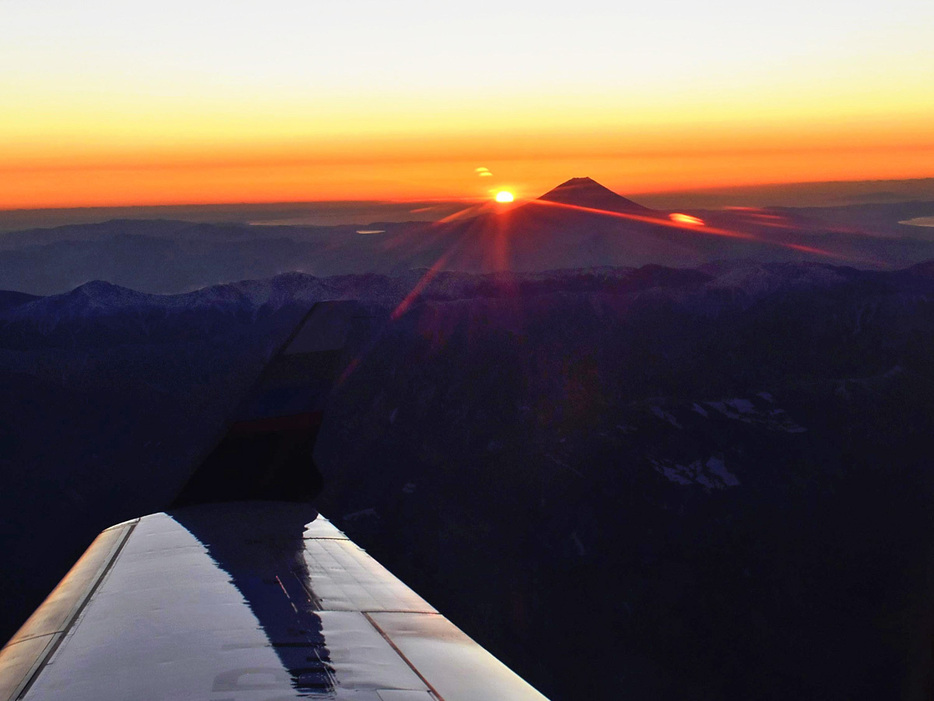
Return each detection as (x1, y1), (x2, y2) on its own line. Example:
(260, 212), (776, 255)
(1, 179), (933, 295)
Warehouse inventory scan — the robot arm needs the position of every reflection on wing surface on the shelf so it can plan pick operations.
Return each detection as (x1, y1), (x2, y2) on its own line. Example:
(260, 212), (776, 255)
(1, 502), (548, 701)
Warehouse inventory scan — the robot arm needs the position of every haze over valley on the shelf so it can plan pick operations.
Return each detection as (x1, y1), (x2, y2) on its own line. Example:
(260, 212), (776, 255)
(2, 178), (934, 296)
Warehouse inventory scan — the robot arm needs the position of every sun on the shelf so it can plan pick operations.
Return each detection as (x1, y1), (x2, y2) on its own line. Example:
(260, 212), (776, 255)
(494, 190), (514, 203)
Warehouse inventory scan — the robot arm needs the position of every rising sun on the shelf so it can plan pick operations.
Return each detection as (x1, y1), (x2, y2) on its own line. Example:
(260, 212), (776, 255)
(495, 191), (514, 203)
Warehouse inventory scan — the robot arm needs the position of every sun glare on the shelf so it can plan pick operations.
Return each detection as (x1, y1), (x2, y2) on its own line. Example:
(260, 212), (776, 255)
(495, 191), (515, 203)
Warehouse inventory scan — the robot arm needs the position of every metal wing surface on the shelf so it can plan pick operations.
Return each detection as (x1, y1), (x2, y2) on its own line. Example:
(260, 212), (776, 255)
(0, 502), (547, 701)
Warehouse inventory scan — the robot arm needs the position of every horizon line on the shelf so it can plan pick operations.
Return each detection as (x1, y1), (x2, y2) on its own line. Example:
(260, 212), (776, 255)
(2, 176), (933, 215)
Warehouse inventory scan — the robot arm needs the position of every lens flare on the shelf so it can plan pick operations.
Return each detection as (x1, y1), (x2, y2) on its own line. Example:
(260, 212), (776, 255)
(669, 212), (704, 225)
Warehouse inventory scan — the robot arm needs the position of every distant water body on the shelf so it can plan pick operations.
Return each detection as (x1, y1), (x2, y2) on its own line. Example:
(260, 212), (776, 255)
(0, 201), (472, 233)
(900, 217), (934, 228)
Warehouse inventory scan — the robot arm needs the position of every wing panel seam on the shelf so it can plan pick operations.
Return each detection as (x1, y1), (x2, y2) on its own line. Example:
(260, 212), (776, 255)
(362, 612), (443, 701)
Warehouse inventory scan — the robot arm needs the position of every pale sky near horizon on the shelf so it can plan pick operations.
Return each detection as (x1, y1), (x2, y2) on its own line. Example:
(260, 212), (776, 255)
(2, 0), (933, 207)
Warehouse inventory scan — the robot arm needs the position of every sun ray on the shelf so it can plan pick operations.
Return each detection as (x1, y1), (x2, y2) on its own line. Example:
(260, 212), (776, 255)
(525, 198), (876, 263)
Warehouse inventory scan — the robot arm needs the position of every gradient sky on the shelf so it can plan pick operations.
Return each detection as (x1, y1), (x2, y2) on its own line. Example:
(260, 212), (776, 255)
(2, 0), (933, 208)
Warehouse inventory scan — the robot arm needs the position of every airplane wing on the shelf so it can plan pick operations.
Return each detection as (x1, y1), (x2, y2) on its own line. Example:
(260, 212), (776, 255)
(0, 302), (549, 701)
(0, 502), (546, 701)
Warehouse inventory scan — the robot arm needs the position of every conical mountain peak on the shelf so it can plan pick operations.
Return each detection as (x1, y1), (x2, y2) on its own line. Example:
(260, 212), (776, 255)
(537, 177), (651, 214)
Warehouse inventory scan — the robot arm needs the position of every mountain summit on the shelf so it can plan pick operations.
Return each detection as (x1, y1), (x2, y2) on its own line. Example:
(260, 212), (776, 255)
(537, 177), (652, 214)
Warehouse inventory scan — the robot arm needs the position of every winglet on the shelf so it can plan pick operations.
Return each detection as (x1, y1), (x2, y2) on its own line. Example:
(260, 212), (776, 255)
(171, 301), (362, 507)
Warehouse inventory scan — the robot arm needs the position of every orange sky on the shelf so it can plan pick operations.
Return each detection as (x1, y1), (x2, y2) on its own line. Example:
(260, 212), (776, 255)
(2, 0), (933, 209)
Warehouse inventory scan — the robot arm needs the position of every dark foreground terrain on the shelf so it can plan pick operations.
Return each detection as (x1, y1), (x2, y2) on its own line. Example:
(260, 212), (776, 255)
(3, 262), (934, 699)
